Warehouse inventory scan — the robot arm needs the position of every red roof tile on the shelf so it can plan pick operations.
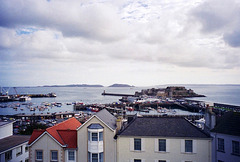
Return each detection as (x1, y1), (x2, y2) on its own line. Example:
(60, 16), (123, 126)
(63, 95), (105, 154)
(57, 130), (77, 148)
(28, 129), (45, 145)
(28, 117), (81, 147)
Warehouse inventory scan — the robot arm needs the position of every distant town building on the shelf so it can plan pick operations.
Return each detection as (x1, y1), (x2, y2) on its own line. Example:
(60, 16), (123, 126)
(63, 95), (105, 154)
(0, 121), (30, 162)
(211, 112), (240, 162)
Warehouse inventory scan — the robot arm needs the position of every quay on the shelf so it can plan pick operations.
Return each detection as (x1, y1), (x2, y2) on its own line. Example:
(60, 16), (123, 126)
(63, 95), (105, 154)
(102, 90), (135, 97)
(0, 92), (56, 102)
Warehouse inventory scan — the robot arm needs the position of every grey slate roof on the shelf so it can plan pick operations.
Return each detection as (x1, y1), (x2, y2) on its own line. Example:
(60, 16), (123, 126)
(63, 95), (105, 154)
(119, 117), (210, 138)
(0, 135), (31, 153)
(0, 121), (14, 127)
(211, 112), (240, 136)
(95, 109), (117, 130)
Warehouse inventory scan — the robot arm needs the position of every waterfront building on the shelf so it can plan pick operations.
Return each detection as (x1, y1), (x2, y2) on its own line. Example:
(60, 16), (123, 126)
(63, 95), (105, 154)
(211, 112), (240, 162)
(0, 121), (30, 162)
(117, 116), (212, 162)
(28, 117), (81, 162)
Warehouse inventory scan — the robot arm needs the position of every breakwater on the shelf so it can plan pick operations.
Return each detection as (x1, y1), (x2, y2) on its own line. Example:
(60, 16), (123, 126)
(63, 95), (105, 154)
(101, 91), (135, 97)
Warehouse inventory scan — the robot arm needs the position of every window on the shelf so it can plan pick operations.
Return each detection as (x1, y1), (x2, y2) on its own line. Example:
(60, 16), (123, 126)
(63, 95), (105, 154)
(232, 141), (240, 155)
(88, 152), (103, 162)
(92, 133), (98, 141)
(99, 152), (103, 162)
(88, 131), (91, 141)
(36, 150), (43, 161)
(68, 150), (75, 160)
(25, 146), (29, 152)
(16, 146), (22, 156)
(99, 132), (103, 141)
(185, 140), (193, 152)
(134, 138), (141, 151)
(92, 153), (98, 162)
(25, 158), (29, 162)
(88, 131), (103, 142)
(134, 159), (141, 162)
(51, 151), (58, 161)
(159, 160), (166, 162)
(218, 138), (224, 152)
(5, 150), (12, 161)
(159, 139), (166, 152)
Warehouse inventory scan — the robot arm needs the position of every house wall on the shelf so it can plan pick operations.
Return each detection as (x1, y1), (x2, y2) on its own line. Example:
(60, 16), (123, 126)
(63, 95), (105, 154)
(0, 122), (13, 139)
(211, 132), (240, 162)
(117, 136), (211, 162)
(77, 116), (117, 162)
(29, 134), (64, 162)
(0, 142), (29, 162)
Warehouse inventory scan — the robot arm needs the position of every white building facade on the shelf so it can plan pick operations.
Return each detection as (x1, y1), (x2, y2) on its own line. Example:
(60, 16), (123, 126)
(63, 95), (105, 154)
(117, 117), (212, 162)
(0, 121), (30, 162)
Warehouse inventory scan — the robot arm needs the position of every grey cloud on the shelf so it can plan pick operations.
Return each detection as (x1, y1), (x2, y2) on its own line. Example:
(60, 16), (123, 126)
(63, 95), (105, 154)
(223, 30), (240, 47)
(0, 0), (127, 42)
(192, 0), (240, 48)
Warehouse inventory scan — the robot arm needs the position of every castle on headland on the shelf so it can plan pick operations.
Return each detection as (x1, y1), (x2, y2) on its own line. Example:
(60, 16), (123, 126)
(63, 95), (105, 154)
(135, 86), (205, 98)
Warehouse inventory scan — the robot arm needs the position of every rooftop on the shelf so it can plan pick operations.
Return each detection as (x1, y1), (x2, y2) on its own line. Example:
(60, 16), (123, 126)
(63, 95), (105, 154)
(211, 112), (240, 136)
(95, 109), (117, 130)
(0, 135), (31, 153)
(28, 117), (81, 148)
(0, 121), (14, 127)
(119, 117), (210, 138)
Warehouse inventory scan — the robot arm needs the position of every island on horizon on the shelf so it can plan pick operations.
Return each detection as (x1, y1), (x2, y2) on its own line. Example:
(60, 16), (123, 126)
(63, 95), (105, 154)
(108, 84), (135, 87)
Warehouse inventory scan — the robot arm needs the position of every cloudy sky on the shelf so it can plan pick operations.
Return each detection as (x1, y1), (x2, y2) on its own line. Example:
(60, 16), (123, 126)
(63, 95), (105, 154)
(0, 0), (240, 87)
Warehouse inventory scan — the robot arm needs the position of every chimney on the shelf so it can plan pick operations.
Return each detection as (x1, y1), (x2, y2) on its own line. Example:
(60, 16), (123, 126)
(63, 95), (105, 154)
(204, 104), (216, 131)
(116, 116), (123, 132)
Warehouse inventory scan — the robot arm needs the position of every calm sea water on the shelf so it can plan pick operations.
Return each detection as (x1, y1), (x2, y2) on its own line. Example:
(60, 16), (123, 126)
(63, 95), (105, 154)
(0, 85), (239, 115)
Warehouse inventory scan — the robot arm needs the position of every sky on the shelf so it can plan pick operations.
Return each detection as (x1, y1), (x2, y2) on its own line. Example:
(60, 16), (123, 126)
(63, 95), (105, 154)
(0, 0), (240, 87)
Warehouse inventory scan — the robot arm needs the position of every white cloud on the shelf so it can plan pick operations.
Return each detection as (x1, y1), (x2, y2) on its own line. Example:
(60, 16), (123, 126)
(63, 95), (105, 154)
(0, 0), (239, 86)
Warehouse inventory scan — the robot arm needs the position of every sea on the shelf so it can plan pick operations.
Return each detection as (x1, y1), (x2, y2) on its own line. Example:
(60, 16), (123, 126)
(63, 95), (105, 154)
(0, 84), (240, 116)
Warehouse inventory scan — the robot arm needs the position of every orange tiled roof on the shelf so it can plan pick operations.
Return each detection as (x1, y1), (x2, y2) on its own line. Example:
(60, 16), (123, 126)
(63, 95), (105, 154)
(28, 117), (81, 148)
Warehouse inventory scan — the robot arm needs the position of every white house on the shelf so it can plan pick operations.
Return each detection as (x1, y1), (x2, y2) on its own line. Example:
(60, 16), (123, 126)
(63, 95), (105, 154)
(211, 111), (240, 162)
(77, 109), (119, 162)
(0, 121), (30, 162)
(117, 116), (212, 162)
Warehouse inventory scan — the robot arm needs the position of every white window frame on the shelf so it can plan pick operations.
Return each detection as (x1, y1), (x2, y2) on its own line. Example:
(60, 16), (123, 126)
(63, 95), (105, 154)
(36, 150), (43, 161)
(217, 138), (224, 152)
(51, 150), (58, 161)
(155, 139), (170, 152)
(130, 159), (146, 162)
(154, 160), (170, 162)
(130, 138), (145, 152)
(16, 146), (22, 156)
(232, 140), (240, 155)
(88, 152), (103, 162)
(68, 150), (75, 161)
(88, 129), (103, 142)
(181, 139), (196, 154)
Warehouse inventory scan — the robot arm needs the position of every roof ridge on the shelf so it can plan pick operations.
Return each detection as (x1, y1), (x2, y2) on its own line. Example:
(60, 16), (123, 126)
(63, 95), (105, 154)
(46, 117), (76, 131)
(56, 130), (66, 146)
(184, 118), (210, 137)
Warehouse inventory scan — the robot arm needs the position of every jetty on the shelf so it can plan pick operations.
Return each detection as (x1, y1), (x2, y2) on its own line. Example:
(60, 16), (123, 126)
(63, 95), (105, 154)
(102, 90), (135, 97)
